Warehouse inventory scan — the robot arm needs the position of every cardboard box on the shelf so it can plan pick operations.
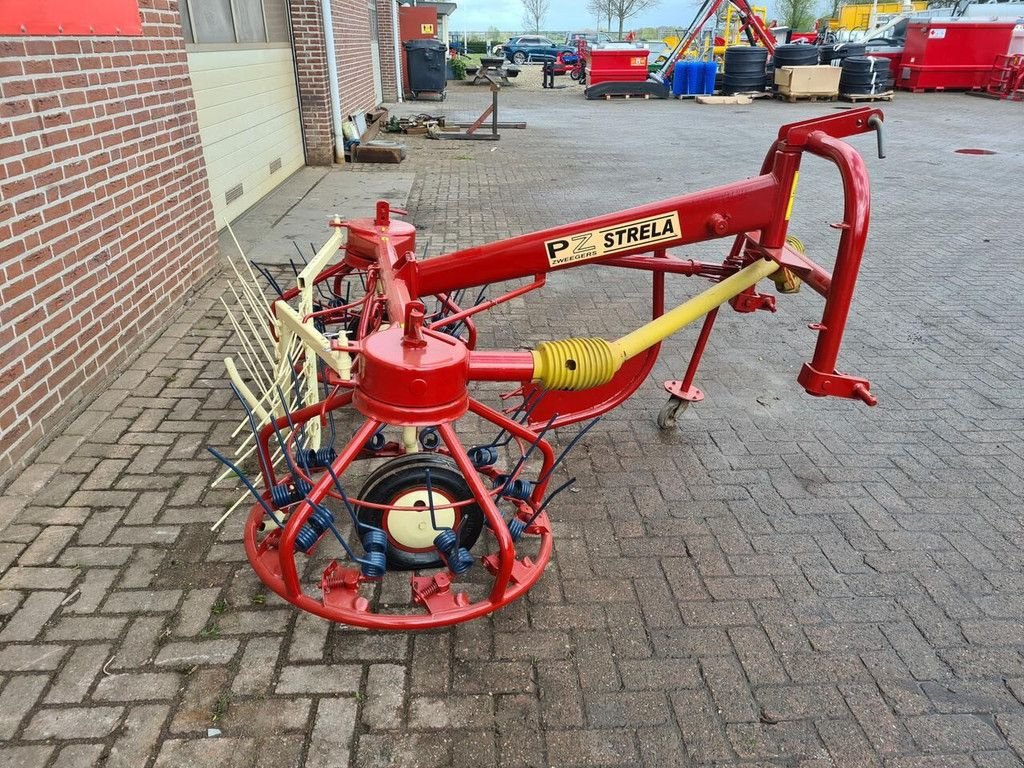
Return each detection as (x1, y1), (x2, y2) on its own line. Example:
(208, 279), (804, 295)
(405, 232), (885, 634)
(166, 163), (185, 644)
(775, 65), (842, 96)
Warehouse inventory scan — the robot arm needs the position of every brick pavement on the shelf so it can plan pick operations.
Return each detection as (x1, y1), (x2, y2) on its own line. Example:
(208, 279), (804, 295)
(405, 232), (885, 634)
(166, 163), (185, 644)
(1, 71), (1023, 766)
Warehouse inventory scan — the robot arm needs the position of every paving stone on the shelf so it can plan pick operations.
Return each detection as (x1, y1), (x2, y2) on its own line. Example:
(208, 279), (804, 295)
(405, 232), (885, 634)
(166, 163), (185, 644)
(0, 567), (78, 591)
(409, 695), (496, 730)
(253, 735), (306, 768)
(287, 611), (330, 662)
(0, 543), (25, 573)
(118, 547), (165, 589)
(215, 608), (291, 635)
(0, 644), (68, 672)
(496, 694), (544, 768)
(50, 744), (105, 768)
(16, 526), (76, 566)
(111, 616), (166, 668)
(0, 746), (54, 768)
(93, 671), (182, 701)
(219, 698), (311, 734)
(906, 714), (1006, 754)
(306, 697), (358, 768)
(0, 675), (48, 739)
(410, 634), (450, 695)
(0, 591), (64, 642)
(170, 667), (230, 734)
(154, 639), (239, 668)
(537, 660), (585, 728)
(232, 636), (282, 695)
(44, 644), (111, 704)
(46, 615), (129, 641)
(152, 737), (256, 768)
(63, 568), (120, 614)
(172, 588), (223, 636)
(22, 705), (124, 740)
(0, 590), (23, 616)
(275, 663), (360, 695)
(585, 690), (672, 728)
(102, 589), (183, 614)
(671, 689), (734, 763)
(546, 729), (639, 766)
(452, 661), (535, 695)
(356, 733), (451, 768)
(362, 663), (406, 730)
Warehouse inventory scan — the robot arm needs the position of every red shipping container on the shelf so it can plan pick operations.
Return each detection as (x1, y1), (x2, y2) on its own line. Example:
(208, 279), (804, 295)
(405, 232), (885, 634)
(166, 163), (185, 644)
(898, 20), (1018, 91)
(585, 48), (650, 86)
(398, 6), (439, 97)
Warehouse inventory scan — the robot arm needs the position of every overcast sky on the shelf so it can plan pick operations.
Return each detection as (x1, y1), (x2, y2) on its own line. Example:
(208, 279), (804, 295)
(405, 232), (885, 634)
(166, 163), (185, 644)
(446, 0), (710, 34)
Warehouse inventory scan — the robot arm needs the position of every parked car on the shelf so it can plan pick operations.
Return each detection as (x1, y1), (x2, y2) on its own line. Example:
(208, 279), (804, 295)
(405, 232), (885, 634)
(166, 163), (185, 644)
(564, 32), (614, 47)
(502, 36), (574, 64)
(491, 37), (520, 56)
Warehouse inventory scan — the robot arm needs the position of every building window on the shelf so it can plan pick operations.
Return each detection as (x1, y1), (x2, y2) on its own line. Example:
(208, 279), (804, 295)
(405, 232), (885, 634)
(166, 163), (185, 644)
(181, 0), (290, 45)
(368, 0), (380, 41)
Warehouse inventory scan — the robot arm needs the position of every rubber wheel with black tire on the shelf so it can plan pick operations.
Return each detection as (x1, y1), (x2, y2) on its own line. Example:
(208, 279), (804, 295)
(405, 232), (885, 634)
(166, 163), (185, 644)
(512, 51), (527, 65)
(355, 453), (485, 570)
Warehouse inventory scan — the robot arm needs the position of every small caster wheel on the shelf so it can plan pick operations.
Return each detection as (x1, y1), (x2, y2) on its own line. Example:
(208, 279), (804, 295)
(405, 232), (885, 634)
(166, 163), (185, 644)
(356, 454), (484, 570)
(657, 397), (689, 430)
(368, 429), (387, 451)
(419, 427), (440, 451)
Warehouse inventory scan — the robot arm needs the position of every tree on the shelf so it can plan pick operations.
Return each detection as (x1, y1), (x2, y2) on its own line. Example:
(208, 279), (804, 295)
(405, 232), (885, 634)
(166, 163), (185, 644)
(586, 0), (614, 31)
(609, 0), (660, 39)
(775, 0), (818, 30)
(520, 0), (550, 33)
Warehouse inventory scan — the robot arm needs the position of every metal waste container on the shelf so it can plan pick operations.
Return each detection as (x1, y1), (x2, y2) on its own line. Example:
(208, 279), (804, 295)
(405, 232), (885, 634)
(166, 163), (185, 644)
(404, 39), (447, 100)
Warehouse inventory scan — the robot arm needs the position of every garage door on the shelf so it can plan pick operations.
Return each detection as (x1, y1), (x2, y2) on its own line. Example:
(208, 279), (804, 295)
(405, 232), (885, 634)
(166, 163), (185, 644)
(181, 0), (304, 228)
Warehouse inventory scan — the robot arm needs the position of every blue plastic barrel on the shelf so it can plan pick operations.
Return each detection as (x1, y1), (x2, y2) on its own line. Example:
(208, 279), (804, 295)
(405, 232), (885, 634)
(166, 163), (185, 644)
(673, 61), (690, 96)
(702, 61), (718, 94)
(687, 61), (703, 95)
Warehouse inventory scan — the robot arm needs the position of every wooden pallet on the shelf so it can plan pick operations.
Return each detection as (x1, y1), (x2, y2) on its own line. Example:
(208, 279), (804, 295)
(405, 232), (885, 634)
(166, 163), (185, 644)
(601, 92), (651, 100)
(696, 94), (752, 105)
(775, 91), (838, 103)
(839, 91), (895, 102)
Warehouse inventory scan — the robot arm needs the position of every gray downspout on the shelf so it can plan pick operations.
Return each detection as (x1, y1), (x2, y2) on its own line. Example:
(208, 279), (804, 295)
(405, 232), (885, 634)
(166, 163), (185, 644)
(392, 0), (404, 102)
(321, 0), (346, 161)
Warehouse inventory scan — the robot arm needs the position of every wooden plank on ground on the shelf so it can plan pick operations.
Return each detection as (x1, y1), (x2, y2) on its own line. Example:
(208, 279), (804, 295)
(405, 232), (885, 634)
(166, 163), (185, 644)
(696, 94), (753, 105)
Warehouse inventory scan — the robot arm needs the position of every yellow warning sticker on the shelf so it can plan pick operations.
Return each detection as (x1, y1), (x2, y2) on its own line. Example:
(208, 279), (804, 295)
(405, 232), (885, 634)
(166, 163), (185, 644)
(544, 212), (681, 268)
(785, 171), (800, 221)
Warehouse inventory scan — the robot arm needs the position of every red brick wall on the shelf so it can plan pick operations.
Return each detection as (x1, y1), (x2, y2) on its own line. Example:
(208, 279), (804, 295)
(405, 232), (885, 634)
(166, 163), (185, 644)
(290, 0), (334, 165)
(333, 0), (378, 116)
(375, 0), (398, 102)
(0, 0), (219, 485)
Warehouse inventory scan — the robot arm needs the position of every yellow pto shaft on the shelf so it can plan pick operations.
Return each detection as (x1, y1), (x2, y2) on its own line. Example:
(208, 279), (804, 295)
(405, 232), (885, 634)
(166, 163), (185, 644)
(532, 258), (779, 391)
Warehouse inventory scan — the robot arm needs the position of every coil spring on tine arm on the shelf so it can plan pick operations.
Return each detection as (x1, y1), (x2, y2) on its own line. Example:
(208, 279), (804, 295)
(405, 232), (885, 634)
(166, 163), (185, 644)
(493, 474), (534, 502)
(468, 445), (498, 468)
(295, 505), (335, 552)
(507, 516), (528, 542)
(433, 528), (474, 575)
(302, 447), (338, 469)
(269, 477), (313, 509)
(360, 529), (388, 578)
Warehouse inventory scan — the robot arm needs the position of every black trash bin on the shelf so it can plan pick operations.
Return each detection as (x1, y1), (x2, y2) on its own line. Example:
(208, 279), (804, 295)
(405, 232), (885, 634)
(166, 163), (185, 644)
(404, 39), (447, 100)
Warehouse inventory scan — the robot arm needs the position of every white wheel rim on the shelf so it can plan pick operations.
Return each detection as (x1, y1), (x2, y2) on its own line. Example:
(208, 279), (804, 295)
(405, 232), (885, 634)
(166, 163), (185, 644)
(383, 489), (457, 551)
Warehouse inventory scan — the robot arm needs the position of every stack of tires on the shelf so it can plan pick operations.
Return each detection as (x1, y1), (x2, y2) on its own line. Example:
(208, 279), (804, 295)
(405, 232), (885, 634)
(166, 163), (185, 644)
(770, 44), (820, 90)
(839, 56), (893, 96)
(773, 44), (820, 68)
(723, 46), (769, 95)
(820, 42), (866, 66)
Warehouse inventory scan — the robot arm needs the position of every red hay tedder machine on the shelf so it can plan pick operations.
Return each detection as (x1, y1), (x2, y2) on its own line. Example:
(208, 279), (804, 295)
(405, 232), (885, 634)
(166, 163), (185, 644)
(211, 109), (884, 631)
